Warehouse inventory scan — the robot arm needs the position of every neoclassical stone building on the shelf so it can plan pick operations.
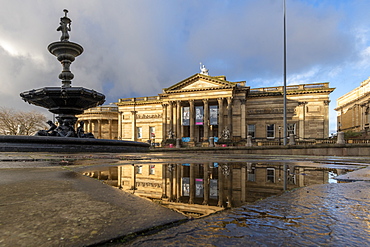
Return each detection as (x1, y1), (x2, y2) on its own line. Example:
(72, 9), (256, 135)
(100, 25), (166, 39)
(335, 77), (370, 133)
(77, 105), (118, 139)
(115, 71), (334, 145)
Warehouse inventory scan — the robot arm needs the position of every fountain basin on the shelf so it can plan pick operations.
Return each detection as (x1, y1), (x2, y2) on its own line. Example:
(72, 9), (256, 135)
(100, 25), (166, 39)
(20, 87), (105, 115)
(48, 41), (83, 58)
(0, 135), (149, 152)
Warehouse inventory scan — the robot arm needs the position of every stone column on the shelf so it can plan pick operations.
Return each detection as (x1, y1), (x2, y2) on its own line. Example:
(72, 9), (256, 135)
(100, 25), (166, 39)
(217, 164), (224, 207)
(227, 97), (233, 132)
(108, 119), (112, 139)
(86, 120), (91, 133)
(203, 99), (209, 142)
(98, 119), (102, 139)
(226, 165), (233, 208)
(298, 102), (307, 139)
(169, 165), (174, 201)
(189, 100), (195, 142)
(324, 100), (330, 138)
(241, 166), (246, 203)
(176, 164), (181, 202)
(176, 101), (181, 138)
(131, 111), (136, 141)
(169, 101), (174, 133)
(162, 103), (168, 141)
(218, 98), (224, 138)
(360, 104), (365, 130)
(240, 99), (246, 139)
(189, 163), (195, 204)
(162, 164), (168, 198)
(118, 113), (122, 139)
(202, 163), (210, 205)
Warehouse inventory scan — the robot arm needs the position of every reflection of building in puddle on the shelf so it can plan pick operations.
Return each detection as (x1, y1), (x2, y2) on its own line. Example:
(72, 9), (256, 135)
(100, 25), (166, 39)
(82, 163), (348, 218)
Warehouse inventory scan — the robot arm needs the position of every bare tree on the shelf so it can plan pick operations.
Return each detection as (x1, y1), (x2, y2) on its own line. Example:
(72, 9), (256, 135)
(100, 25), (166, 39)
(0, 107), (47, 135)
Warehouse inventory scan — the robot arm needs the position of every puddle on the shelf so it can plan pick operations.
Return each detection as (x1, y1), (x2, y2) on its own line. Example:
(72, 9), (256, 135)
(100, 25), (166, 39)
(81, 162), (355, 218)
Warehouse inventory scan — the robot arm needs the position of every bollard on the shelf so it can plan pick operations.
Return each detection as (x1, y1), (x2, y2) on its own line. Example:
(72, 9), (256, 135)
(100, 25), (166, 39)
(246, 135), (253, 147)
(337, 131), (345, 144)
(176, 138), (181, 148)
(209, 137), (215, 147)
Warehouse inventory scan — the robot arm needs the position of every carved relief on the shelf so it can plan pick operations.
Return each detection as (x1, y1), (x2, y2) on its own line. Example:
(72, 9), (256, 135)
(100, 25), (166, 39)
(137, 114), (163, 119)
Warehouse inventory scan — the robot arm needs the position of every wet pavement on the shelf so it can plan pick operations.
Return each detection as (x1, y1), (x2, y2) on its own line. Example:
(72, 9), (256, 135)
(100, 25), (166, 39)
(0, 152), (370, 246)
(121, 181), (370, 246)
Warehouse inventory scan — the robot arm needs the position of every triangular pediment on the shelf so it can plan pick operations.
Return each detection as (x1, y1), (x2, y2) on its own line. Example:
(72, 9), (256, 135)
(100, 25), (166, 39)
(164, 74), (236, 93)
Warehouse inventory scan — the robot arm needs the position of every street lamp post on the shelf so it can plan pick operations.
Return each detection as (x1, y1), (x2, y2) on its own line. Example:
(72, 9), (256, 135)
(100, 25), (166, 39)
(283, 0), (287, 146)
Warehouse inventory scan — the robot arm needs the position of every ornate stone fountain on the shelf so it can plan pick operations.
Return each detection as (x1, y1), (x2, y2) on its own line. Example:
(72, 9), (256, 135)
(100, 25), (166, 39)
(20, 10), (105, 137)
(2, 10), (150, 152)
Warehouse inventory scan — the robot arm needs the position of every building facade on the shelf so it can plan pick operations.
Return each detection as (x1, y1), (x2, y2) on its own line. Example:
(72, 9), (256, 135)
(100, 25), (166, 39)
(77, 105), (119, 139)
(115, 73), (334, 145)
(335, 77), (370, 133)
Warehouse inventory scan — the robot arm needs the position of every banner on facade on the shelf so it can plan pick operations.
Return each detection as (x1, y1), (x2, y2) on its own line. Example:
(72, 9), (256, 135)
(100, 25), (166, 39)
(195, 178), (204, 198)
(182, 177), (190, 196)
(210, 179), (218, 199)
(209, 105), (218, 125)
(182, 106), (190, 126)
(195, 106), (203, 125)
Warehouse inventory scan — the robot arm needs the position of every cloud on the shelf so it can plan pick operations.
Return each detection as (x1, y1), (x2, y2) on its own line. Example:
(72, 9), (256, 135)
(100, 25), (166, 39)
(0, 0), (369, 134)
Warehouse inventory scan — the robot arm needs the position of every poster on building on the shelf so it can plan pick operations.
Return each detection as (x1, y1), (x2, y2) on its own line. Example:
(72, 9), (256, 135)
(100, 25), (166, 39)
(195, 106), (203, 125)
(182, 177), (190, 196)
(210, 105), (218, 125)
(182, 107), (190, 126)
(195, 178), (204, 198)
(210, 179), (218, 199)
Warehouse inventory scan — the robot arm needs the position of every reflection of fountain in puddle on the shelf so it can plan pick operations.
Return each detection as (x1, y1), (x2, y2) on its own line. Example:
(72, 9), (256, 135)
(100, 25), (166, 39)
(81, 162), (354, 218)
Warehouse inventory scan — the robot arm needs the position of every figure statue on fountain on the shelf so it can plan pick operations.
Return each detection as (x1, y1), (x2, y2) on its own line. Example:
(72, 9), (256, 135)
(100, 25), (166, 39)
(35, 119), (94, 138)
(57, 9), (71, 42)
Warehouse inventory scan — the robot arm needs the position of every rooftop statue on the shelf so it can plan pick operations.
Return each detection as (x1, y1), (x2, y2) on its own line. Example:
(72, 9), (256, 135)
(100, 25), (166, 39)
(57, 9), (71, 41)
(200, 63), (209, 76)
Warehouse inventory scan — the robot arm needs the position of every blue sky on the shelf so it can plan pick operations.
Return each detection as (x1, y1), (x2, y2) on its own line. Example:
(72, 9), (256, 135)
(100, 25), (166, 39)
(0, 0), (370, 135)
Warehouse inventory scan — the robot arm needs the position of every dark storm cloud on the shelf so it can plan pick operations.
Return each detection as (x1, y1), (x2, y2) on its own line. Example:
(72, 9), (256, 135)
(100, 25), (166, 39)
(0, 0), (367, 123)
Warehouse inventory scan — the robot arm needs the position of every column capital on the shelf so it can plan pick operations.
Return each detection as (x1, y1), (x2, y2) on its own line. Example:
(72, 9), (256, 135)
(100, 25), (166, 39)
(202, 99), (209, 104)
(324, 100), (330, 105)
(240, 99), (246, 105)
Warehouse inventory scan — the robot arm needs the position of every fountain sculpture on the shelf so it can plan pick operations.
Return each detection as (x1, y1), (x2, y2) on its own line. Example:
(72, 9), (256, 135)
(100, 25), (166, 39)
(20, 10), (105, 137)
(0, 10), (149, 152)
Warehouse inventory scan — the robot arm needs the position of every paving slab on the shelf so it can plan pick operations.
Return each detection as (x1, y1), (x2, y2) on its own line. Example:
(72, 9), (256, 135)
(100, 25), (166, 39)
(0, 165), (186, 247)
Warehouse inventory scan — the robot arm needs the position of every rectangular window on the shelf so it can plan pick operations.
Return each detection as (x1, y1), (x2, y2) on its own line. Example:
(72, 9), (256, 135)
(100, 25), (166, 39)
(287, 123), (296, 137)
(149, 165), (155, 175)
(267, 168), (275, 183)
(136, 165), (142, 174)
(137, 127), (142, 139)
(247, 124), (255, 138)
(266, 124), (275, 138)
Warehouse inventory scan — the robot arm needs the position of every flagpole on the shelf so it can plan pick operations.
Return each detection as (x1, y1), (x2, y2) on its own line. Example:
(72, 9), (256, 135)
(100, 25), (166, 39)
(283, 0), (287, 145)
